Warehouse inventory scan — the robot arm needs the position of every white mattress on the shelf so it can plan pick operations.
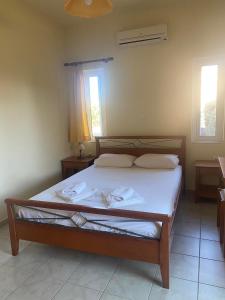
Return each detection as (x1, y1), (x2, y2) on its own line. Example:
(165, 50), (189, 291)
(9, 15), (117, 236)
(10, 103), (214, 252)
(17, 165), (182, 239)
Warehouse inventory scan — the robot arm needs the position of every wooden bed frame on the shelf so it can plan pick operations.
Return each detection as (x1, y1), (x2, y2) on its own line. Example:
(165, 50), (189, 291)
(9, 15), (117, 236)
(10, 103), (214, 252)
(5, 136), (186, 289)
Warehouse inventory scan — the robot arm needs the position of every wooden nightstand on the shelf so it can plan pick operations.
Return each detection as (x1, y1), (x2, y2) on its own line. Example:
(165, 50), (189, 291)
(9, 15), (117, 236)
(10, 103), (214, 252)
(195, 160), (222, 202)
(61, 156), (95, 179)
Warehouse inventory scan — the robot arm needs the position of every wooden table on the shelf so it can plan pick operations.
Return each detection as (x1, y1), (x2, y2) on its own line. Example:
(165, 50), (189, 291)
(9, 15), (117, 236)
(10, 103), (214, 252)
(195, 160), (221, 202)
(61, 156), (95, 179)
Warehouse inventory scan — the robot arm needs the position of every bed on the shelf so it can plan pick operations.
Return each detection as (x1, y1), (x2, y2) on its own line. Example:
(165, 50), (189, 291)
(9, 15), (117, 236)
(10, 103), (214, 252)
(5, 136), (186, 289)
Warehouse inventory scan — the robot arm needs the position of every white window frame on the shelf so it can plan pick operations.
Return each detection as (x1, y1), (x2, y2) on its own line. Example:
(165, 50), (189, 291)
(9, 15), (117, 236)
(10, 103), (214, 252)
(192, 57), (225, 143)
(83, 68), (107, 139)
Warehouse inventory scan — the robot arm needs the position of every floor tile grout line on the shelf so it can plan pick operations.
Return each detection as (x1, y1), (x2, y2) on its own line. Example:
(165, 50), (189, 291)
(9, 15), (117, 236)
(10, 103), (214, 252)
(51, 281), (104, 300)
(168, 274), (200, 284)
(173, 233), (201, 239)
(64, 281), (103, 293)
(173, 233), (200, 239)
(171, 244), (223, 262)
(148, 265), (160, 300)
(49, 279), (69, 300)
(200, 256), (224, 262)
(99, 259), (122, 300)
(173, 232), (220, 243)
(171, 250), (199, 258)
(60, 254), (86, 284)
(198, 281), (225, 290)
(199, 237), (220, 242)
(171, 250), (225, 263)
(51, 283), (71, 300)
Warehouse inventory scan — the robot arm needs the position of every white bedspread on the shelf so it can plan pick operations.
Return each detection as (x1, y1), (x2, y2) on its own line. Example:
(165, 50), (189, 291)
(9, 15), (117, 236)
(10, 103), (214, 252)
(17, 165), (182, 238)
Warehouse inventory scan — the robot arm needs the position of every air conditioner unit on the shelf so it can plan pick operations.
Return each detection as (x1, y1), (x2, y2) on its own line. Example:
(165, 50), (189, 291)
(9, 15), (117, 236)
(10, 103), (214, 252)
(117, 24), (168, 47)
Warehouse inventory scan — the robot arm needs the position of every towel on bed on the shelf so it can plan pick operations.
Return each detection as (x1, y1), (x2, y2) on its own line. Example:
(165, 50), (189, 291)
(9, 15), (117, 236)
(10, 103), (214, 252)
(58, 182), (87, 198)
(110, 186), (135, 201)
(56, 185), (98, 203)
(102, 186), (144, 208)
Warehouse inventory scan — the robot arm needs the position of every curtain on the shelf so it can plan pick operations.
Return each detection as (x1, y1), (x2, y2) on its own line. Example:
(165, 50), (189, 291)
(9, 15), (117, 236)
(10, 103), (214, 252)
(68, 66), (91, 143)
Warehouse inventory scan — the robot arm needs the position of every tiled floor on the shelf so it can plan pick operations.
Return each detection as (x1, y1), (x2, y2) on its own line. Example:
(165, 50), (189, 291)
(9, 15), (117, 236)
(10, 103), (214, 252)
(0, 192), (225, 300)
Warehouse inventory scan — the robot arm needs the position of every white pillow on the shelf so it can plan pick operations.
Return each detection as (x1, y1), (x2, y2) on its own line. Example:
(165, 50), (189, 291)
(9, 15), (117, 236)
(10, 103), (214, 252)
(134, 154), (179, 169)
(94, 154), (136, 168)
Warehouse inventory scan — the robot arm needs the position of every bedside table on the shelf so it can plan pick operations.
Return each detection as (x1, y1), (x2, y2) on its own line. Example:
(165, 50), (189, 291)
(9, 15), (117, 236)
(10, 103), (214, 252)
(194, 160), (222, 202)
(61, 156), (95, 179)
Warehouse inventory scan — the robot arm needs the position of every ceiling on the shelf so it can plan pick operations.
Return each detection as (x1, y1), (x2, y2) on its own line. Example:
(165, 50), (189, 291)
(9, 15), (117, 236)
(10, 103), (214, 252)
(23, 0), (160, 26)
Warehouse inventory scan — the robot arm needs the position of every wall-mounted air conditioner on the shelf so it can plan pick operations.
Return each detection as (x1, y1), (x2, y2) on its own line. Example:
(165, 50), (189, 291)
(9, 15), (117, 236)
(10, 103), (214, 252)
(117, 24), (168, 47)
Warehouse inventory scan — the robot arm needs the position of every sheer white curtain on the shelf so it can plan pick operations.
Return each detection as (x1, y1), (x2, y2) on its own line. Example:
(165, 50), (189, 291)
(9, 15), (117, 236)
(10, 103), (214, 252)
(67, 66), (91, 143)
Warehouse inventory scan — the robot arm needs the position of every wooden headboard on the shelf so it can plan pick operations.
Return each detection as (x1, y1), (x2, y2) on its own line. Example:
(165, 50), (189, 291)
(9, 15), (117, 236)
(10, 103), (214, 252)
(95, 135), (186, 179)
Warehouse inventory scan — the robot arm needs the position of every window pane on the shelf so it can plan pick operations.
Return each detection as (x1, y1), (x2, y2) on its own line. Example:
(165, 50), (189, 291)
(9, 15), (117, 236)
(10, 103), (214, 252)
(89, 76), (102, 136)
(200, 65), (218, 137)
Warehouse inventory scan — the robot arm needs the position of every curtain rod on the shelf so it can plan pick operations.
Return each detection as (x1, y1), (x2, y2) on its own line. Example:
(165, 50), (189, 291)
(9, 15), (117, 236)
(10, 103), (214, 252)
(64, 57), (114, 67)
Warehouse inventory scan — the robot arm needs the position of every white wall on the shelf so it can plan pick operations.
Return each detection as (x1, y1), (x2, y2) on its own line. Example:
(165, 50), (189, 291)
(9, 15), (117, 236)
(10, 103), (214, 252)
(65, 0), (225, 189)
(0, 0), (71, 221)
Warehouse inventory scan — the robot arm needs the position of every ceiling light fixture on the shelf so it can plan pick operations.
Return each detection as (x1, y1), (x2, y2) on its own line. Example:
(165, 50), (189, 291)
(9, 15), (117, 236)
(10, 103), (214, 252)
(64, 0), (113, 18)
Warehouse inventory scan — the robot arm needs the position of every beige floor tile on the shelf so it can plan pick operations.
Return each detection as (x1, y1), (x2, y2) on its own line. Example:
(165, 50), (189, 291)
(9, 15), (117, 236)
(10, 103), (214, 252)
(200, 203), (217, 216)
(171, 235), (200, 257)
(54, 283), (101, 300)
(149, 277), (198, 300)
(198, 283), (225, 300)
(5, 277), (63, 300)
(105, 260), (156, 300)
(6, 243), (51, 269)
(170, 253), (199, 281)
(178, 199), (200, 211)
(68, 254), (119, 291)
(201, 223), (220, 241)
(0, 237), (30, 254)
(0, 257), (41, 299)
(175, 206), (200, 223)
(0, 248), (11, 266)
(154, 253), (199, 284)
(200, 239), (224, 261)
(37, 247), (87, 282)
(174, 221), (200, 238)
(200, 205), (217, 225)
(31, 254), (83, 282)
(201, 214), (217, 225)
(199, 258), (225, 288)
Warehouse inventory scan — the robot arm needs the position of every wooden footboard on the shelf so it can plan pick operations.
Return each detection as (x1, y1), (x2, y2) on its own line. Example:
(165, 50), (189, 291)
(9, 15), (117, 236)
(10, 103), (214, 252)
(5, 198), (171, 288)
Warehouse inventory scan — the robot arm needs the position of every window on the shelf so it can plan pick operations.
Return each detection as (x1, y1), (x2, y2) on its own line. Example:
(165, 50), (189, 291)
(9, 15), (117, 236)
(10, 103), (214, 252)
(83, 68), (106, 138)
(192, 59), (224, 143)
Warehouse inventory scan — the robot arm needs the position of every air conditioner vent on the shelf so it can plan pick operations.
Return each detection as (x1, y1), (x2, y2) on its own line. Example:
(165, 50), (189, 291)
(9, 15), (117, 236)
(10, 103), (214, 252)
(117, 24), (168, 47)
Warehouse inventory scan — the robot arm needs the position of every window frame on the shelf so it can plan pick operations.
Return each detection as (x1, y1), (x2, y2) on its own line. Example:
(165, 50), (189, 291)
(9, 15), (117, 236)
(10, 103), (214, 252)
(192, 57), (225, 143)
(83, 67), (106, 139)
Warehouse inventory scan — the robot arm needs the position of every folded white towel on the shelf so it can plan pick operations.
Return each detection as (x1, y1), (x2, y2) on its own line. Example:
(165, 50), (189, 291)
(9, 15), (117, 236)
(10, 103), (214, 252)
(102, 190), (144, 209)
(56, 188), (98, 203)
(111, 186), (134, 201)
(60, 182), (87, 198)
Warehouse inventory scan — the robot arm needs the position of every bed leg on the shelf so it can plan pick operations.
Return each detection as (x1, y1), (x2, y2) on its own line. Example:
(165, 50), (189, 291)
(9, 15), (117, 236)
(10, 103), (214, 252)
(160, 221), (170, 289)
(6, 202), (19, 256)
